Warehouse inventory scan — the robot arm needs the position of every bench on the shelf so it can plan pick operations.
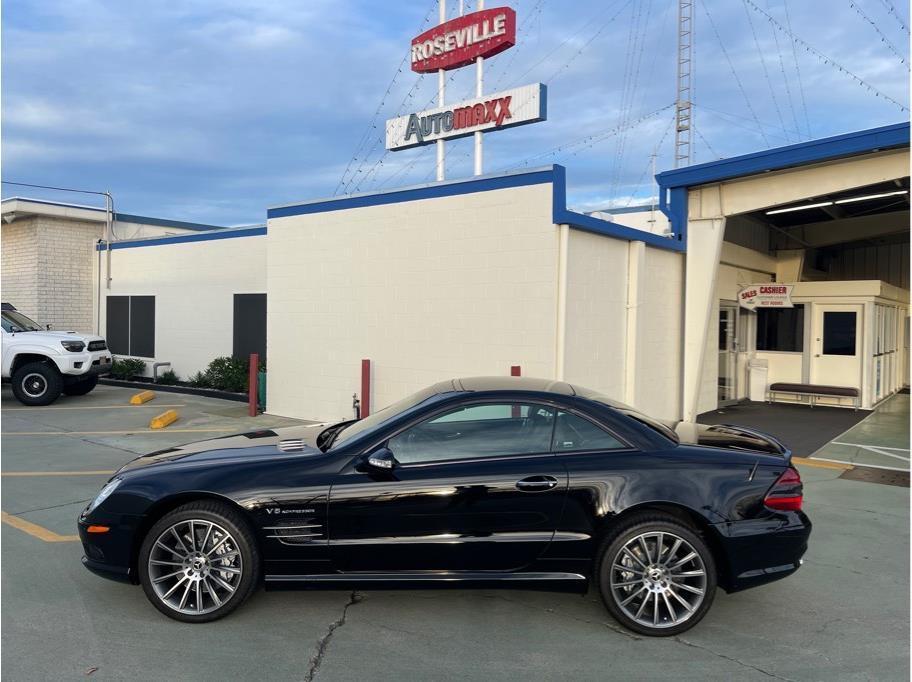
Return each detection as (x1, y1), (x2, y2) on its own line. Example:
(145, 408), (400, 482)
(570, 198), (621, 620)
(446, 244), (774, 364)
(767, 382), (860, 410)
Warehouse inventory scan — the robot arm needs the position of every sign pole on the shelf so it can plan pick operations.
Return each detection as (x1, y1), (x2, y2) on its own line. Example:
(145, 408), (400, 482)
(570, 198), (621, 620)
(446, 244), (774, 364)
(474, 0), (484, 176)
(436, 0), (447, 181)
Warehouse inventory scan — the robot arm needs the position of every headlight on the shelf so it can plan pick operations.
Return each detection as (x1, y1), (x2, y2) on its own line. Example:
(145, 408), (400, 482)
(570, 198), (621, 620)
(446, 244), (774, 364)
(61, 340), (86, 352)
(86, 478), (121, 514)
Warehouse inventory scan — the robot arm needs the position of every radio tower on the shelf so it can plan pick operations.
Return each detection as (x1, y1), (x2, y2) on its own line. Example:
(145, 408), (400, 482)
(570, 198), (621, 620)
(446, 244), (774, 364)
(674, 0), (693, 168)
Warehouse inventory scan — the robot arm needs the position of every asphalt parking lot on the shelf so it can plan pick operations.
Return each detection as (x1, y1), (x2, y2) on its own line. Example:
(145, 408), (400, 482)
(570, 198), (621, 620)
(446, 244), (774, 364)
(2, 385), (909, 681)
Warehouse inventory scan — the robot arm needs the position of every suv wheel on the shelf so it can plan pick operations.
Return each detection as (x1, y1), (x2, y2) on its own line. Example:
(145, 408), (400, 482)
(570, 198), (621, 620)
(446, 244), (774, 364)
(138, 501), (260, 623)
(11, 361), (63, 406)
(597, 515), (717, 636)
(63, 375), (99, 396)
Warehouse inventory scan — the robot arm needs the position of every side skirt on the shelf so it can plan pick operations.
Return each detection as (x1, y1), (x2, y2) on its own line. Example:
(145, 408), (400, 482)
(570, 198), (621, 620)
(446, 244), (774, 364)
(264, 571), (588, 593)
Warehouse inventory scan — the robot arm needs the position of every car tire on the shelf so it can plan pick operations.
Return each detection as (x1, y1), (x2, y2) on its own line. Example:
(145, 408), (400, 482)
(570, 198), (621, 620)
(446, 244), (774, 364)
(11, 361), (63, 406)
(63, 375), (98, 396)
(596, 514), (717, 637)
(138, 501), (260, 623)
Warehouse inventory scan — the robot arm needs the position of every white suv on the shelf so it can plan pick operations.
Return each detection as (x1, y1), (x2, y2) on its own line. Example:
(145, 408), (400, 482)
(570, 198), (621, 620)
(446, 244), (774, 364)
(1, 304), (112, 406)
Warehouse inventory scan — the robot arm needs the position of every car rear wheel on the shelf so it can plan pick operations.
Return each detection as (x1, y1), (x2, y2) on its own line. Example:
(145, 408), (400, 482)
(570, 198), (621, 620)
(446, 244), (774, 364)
(597, 515), (716, 636)
(63, 375), (98, 396)
(138, 501), (260, 623)
(11, 361), (63, 406)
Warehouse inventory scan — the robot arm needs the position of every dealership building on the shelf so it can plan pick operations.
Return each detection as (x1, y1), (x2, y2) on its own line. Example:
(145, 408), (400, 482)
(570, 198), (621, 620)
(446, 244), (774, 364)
(1, 122), (908, 425)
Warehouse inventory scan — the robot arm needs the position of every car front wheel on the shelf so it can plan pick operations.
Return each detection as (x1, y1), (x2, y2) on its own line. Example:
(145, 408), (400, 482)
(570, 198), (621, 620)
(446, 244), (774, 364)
(138, 501), (260, 623)
(597, 515), (717, 636)
(11, 361), (63, 406)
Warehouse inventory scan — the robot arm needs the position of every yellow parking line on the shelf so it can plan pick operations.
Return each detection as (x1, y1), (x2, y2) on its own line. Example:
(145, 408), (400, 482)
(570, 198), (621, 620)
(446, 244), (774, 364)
(3, 404), (185, 411)
(2, 428), (235, 436)
(2, 470), (114, 477)
(1, 511), (79, 542)
(792, 456), (853, 471)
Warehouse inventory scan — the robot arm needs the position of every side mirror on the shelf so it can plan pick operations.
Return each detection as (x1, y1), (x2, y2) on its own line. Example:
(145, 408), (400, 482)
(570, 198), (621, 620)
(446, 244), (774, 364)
(366, 447), (396, 471)
(45, 324), (52, 331)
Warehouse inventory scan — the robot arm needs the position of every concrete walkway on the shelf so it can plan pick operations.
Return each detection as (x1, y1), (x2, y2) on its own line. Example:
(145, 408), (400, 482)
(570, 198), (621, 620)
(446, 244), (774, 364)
(810, 394), (910, 471)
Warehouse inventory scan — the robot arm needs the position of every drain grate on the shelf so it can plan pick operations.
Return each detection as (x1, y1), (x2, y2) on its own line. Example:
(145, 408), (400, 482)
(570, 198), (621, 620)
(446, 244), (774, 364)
(840, 466), (910, 488)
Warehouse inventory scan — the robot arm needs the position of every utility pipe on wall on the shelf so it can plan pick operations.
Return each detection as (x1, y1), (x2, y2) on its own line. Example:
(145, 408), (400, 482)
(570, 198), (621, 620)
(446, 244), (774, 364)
(474, 0), (485, 175)
(555, 225), (569, 381)
(436, 0), (446, 181)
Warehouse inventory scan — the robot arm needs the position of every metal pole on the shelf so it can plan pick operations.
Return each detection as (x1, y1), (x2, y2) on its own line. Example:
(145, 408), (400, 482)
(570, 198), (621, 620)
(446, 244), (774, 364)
(674, 0), (693, 168)
(436, 0), (447, 181)
(105, 191), (113, 289)
(474, 0), (484, 176)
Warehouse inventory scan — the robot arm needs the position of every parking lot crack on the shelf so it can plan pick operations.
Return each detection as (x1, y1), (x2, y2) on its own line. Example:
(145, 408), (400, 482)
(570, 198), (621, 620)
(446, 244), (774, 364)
(303, 591), (363, 682)
(673, 637), (795, 681)
(12, 498), (90, 515)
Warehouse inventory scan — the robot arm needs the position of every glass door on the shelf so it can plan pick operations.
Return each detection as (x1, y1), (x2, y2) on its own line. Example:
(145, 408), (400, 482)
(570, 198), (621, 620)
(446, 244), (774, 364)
(718, 304), (739, 405)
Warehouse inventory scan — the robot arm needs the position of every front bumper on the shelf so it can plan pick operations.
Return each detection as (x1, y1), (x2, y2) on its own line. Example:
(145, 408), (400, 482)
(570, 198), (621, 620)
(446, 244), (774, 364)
(77, 510), (141, 584)
(712, 510), (811, 592)
(59, 351), (112, 377)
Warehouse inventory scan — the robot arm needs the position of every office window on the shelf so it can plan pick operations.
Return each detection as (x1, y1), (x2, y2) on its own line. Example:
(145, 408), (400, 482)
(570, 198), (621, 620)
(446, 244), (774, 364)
(822, 311), (857, 356)
(233, 294), (267, 363)
(756, 305), (804, 352)
(106, 296), (155, 357)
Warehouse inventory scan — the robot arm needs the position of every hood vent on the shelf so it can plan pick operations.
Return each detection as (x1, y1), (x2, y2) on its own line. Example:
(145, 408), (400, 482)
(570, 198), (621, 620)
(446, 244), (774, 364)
(278, 439), (308, 452)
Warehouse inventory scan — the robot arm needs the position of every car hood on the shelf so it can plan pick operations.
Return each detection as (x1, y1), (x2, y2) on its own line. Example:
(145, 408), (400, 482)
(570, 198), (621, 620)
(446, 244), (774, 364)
(8, 330), (105, 343)
(116, 421), (333, 474)
(674, 422), (789, 457)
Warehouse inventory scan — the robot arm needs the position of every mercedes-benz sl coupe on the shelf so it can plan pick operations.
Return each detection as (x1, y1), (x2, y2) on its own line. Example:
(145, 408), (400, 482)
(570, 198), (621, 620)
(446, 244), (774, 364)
(79, 377), (810, 636)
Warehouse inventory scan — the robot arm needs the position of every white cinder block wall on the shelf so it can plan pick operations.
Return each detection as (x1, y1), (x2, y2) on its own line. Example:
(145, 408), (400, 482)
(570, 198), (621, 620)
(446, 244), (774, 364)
(1, 217), (102, 332)
(267, 183), (560, 422)
(100, 234), (266, 378)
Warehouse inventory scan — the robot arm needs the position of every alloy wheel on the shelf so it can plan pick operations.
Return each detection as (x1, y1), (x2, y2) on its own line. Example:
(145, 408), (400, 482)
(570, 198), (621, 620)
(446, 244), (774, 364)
(609, 531), (707, 629)
(22, 373), (48, 398)
(147, 519), (243, 616)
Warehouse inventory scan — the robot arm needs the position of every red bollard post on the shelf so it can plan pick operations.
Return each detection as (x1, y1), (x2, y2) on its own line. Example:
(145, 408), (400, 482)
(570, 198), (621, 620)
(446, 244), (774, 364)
(361, 359), (371, 418)
(249, 353), (259, 417)
(511, 366), (521, 417)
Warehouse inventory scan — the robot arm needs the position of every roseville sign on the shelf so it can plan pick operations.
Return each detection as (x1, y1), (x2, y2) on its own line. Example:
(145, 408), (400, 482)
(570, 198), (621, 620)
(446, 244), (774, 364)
(386, 83), (546, 150)
(411, 7), (516, 73)
(738, 284), (794, 309)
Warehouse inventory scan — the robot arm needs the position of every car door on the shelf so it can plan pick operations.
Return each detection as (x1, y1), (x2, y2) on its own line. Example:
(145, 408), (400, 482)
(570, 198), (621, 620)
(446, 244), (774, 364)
(328, 401), (568, 573)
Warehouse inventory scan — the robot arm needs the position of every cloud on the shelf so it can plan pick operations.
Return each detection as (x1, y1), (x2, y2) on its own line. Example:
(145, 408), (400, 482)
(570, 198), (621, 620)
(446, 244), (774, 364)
(1, 0), (908, 224)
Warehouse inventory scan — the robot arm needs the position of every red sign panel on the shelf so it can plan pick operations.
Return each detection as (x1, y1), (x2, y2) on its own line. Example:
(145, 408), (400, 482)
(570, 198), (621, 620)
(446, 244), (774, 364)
(411, 7), (516, 73)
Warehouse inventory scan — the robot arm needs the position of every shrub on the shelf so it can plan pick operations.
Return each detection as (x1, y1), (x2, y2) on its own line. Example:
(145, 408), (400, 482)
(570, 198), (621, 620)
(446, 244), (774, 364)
(110, 357), (146, 380)
(188, 371), (210, 388)
(157, 369), (179, 385)
(204, 356), (250, 393)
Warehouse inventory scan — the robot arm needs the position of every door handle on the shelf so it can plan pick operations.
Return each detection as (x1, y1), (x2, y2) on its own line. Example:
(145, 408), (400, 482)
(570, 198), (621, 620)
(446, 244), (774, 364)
(515, 475), (559, 492)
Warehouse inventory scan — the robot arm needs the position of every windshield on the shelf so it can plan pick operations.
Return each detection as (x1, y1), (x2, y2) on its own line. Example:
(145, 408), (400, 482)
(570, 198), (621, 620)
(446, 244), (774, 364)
(1, 310), (42, 332)
(329, 385), (440, 449)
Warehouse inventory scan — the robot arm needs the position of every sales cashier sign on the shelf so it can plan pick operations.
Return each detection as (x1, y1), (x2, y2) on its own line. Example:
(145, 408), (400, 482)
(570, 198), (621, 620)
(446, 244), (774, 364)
(738, 284), (794, 309)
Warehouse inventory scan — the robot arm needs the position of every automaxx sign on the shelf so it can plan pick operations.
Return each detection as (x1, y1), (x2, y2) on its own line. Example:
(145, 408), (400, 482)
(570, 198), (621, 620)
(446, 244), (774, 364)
(385, 5), (547, 153)
(386, 83), (546, 150)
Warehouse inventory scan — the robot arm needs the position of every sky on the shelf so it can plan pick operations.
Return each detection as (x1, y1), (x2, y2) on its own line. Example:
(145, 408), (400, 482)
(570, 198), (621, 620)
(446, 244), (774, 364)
(2, 0), (909, 225)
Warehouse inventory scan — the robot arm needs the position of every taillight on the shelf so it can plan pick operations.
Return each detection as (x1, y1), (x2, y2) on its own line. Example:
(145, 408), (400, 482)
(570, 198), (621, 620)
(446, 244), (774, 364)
(764, 466), (803, 511)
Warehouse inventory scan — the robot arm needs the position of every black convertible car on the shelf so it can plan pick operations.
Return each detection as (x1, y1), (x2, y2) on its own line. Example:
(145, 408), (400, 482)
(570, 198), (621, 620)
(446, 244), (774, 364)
(79, 377), (810, 636)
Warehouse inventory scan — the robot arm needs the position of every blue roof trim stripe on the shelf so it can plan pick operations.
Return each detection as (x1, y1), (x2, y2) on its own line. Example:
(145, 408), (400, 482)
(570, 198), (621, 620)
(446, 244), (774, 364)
(96, 226), (266, 250)
(656, 122), (909, 189)
(267, 167), (554, 219)
(1, 196), (225, 232)
(656, 122), (909, 244)
(551, 165), (685, 252)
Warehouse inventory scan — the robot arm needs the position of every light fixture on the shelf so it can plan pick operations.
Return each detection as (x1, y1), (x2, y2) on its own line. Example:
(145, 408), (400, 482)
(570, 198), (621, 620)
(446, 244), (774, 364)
(766, 201), (833, 215)
(834, 190), (908, 204)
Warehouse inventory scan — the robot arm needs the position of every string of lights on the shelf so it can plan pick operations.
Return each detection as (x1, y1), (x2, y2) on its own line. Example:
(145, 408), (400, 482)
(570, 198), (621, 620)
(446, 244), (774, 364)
(850, 2), (909, 69)
(781, 0), (813, 139)
(742, 0), (791, 143)
(702, 1), (770, 147)
(765, 0), (804, 141)
(744, 0), (909, 112)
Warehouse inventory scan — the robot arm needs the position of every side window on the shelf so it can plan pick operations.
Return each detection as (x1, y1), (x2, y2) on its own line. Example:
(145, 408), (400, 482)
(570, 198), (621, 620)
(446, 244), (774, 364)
(388, 403), (555, 464)
(552, 411), (626, 452)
